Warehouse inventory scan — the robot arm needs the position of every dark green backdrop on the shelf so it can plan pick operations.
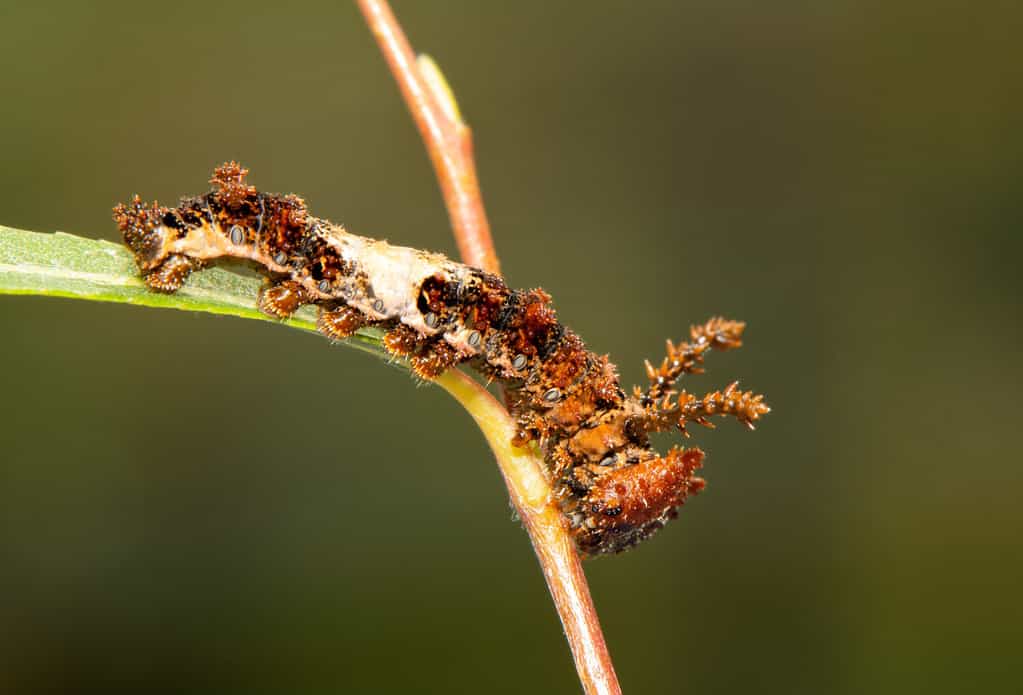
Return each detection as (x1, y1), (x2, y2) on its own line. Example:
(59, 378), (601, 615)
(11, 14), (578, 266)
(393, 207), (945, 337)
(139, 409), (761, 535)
(1, 1), (1020, 693)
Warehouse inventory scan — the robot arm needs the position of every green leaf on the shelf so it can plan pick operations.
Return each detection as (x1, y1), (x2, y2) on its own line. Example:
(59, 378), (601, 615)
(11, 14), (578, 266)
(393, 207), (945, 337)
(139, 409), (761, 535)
(0, 224), (390, 361)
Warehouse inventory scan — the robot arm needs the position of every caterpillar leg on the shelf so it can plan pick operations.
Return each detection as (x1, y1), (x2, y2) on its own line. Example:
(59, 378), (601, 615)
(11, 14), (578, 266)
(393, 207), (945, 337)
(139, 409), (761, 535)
(317, 304), (365, 340)
(409, 340), (460, 379)
(143, 254), (199, 293)
(258, 279), (310, 319)
(381, 324), (461, 379)
(382, 324), (419, 357)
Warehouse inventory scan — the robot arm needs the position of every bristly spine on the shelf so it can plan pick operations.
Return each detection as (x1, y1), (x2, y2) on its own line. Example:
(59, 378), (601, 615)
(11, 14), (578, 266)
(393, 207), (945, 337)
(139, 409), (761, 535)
(113, 162), (770, 557)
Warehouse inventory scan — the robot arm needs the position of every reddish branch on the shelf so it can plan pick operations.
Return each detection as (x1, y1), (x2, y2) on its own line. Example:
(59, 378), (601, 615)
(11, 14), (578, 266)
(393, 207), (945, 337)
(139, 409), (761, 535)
(355, 2), (620, 694)
(357, 0), (501, 276)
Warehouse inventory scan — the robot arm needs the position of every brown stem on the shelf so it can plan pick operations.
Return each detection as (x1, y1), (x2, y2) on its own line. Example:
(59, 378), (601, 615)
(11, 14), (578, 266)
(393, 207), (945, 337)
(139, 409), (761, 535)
(522, 509), (622, 695)
(357, 0), (501, 276)
(356, 3), (620, 694)
(435, 370), (621, 695)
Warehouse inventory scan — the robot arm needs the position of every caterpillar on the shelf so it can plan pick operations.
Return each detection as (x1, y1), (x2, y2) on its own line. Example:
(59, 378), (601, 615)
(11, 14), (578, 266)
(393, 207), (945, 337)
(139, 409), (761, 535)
(113, 162), (769, 557)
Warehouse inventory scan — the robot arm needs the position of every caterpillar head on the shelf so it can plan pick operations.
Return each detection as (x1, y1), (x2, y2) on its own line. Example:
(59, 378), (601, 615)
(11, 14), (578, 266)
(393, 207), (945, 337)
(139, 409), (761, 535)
(112, 196), (175, 272)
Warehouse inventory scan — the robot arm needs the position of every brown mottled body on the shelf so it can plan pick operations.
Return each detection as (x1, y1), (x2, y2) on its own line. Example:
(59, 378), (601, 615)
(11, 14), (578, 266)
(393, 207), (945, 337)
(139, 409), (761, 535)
(114, 163), (769, 556)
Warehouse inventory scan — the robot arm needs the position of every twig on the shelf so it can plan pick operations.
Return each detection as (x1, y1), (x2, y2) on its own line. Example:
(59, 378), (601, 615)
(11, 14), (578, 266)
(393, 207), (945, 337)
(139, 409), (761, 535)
(437, 371), (621, 695)
(356, 0), (500, 276)
(355, 3), (621, 694)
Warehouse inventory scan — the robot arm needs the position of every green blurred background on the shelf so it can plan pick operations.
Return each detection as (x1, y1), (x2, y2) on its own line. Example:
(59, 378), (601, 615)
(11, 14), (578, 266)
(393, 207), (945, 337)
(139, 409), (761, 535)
(1, 1), (1020, 693)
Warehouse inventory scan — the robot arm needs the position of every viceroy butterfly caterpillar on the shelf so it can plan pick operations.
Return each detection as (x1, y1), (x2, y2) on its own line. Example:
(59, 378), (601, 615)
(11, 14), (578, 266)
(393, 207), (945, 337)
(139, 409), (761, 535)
(114, 162), (769, 556)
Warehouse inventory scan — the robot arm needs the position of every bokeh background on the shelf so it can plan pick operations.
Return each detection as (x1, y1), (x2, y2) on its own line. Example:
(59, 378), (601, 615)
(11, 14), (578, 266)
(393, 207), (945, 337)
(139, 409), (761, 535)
(1, 1), (1020, 693)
